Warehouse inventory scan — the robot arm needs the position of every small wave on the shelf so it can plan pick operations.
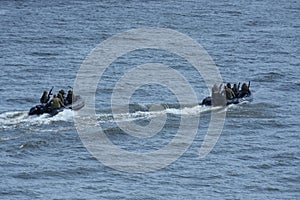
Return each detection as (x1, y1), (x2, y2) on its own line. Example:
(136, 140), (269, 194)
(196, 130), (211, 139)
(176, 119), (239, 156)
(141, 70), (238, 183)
(0, 9), (8, 15)
(29, 52), (60, 57)
(0, 137), (19, 142)
(0, 111), (29, 125)
(19, 140), (48, 149)
(252, 72), (285, 83)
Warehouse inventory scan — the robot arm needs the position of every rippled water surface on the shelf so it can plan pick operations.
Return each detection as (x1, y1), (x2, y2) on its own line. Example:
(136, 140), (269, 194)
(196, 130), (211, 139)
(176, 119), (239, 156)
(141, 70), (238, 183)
(0, 0), (299, 199)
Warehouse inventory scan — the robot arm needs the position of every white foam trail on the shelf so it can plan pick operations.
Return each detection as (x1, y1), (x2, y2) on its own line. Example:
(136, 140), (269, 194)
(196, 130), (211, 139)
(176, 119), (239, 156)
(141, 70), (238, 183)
(50, 109), (74, 122)
(97, 104), (226, 124)
(0, 104), (227, 129)
(166, 104), (224, 115)
(0, 109), (74, 128)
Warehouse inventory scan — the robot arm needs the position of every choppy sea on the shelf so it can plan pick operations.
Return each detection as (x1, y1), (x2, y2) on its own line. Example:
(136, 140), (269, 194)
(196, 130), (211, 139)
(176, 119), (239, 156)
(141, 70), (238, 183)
(0, 0), (299, 199)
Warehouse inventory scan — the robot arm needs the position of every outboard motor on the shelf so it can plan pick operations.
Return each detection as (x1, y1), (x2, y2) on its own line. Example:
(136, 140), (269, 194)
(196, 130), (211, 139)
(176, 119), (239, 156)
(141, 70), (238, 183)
(201, 97), (212, 106)
(28, 105), (45, 115)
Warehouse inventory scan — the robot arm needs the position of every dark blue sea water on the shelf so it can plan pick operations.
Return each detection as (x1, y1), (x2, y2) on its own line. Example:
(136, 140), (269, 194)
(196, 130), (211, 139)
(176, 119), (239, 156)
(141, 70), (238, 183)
(1, 0), (299, 199)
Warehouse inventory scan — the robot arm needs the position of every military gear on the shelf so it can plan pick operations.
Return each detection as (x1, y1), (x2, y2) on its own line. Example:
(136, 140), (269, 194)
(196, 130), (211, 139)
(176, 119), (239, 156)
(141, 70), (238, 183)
(51, 96), (65, 109)
(57, 93), (64, 103)
(59, 89), (65, 95)
(40, 91), (50, 104)
(66, 90), (74, 104)
(225, 87), (235, 100)
(232, 84), (239, 97)
(237, 83), (251, 98)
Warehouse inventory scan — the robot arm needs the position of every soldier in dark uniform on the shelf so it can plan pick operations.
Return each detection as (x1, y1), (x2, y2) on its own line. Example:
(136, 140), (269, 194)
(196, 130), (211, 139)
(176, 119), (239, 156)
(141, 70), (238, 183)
(238, 83), (251, 98)
(40, 91), (50, 104)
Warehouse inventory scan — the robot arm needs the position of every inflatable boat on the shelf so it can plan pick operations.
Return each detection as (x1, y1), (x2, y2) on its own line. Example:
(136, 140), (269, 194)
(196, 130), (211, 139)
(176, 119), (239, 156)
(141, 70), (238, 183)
(28, 95), (85, 116)
(201, 93), (253, 106)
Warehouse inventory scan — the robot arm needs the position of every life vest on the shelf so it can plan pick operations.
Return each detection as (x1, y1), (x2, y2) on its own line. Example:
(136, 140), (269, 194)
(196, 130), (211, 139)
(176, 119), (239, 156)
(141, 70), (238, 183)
(52, 97), (61, 109)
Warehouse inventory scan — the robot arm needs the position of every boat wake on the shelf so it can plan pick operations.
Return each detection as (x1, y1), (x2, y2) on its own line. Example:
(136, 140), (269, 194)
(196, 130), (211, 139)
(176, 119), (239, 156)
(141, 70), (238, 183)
(0, 103), (229, 131)
(0, 109), (74, 128)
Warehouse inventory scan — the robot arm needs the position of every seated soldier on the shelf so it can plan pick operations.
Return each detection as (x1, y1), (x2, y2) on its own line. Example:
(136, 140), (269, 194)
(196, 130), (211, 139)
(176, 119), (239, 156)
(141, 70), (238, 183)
(211, 83), (226, 106)
(66, 90), (75, 105)
(58, 89), (66, 103)
(225, 83), (236, 100)
(237, 83), (251, 98)
(57, 93), (65, 104)
(51, 94), (65, 109)
(232, 83), (239, 97)
(40, 91), (50, 104)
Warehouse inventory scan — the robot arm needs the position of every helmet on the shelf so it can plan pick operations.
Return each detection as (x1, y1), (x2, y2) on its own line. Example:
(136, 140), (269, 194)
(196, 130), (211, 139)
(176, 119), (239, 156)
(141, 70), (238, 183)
(59, 89), (65, 95)
(226, 83), (231, 88)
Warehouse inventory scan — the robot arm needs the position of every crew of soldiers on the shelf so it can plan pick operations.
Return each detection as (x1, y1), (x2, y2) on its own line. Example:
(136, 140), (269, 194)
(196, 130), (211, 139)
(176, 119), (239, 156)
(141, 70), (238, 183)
(40, 83), (250, 110)
(211, 82), (251, 104)
(40, 88), (75, 109)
